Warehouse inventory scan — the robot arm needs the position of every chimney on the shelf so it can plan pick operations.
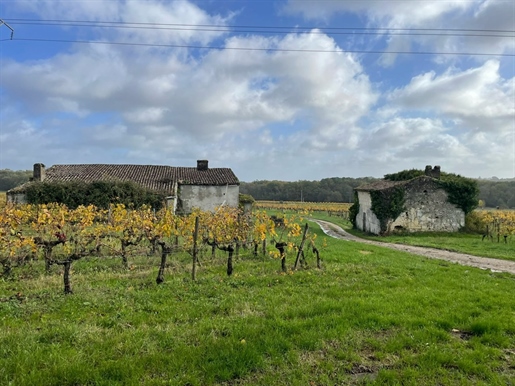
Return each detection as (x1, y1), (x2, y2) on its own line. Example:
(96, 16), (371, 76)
(433, 165), (441, 179)
(424, 165), (441, 179)
(33, 163), (46, 182)
(197, 160), (208, 171)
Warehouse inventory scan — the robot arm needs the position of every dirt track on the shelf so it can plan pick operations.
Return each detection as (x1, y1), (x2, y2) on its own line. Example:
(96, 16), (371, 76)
(312, 219), (515, 275)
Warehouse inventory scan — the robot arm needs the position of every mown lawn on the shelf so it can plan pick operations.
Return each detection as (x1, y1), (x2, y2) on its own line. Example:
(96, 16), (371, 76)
(1, 223), (515, 385)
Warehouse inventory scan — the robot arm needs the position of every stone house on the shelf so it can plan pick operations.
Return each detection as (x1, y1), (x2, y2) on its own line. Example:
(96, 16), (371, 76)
(7, 160), (240, 214)
(355, 166), (465, 235)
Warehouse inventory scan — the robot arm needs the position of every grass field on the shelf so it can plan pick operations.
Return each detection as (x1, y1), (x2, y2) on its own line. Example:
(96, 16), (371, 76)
(310, 212), (515, 262)
(354, 231), (515, 262)
(1, 222), (515, 385)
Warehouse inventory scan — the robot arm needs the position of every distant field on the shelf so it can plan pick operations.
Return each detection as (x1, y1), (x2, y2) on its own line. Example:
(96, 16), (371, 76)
(256, 200), (351, 218)
(0, 192), (6, 208)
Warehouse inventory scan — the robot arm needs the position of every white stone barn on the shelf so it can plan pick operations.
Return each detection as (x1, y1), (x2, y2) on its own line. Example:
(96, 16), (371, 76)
(7, 160), (240, 214)
(355, 174), (465, 235)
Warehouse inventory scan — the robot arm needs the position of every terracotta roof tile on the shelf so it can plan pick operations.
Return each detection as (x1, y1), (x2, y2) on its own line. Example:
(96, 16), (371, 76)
(355, 179), (407, 191)
(8, 164), (239, 193)
(355, 176), (435, 191)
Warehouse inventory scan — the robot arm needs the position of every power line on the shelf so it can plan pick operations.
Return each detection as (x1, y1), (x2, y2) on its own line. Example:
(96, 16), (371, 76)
(8, 37), (515, 57)
(0, 19), (14, 39)
(5, 20), (515, 38)
(2, 18), (513, 57)
(4, 18), (515, 34)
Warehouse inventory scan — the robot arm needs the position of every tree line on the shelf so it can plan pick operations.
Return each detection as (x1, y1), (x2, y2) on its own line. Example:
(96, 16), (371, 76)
(241, 177), (515, 209)
(2, 169), (514, 209)
(240, 177), (377, 203)
(478, 179), (515, 209)
(0, 169), (32, 191)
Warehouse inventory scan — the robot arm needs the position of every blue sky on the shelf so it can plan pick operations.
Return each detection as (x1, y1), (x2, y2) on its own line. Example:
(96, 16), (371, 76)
(0, 0), (514, 181)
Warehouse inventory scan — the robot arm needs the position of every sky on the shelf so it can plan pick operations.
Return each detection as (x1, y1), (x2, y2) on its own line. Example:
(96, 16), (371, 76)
(0, 0), (514, 182)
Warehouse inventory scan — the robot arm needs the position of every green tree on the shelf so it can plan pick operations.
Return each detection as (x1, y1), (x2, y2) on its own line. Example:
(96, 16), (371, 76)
(0, 169), (32, 191)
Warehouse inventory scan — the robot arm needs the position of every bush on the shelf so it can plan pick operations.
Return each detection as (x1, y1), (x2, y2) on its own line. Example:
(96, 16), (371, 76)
(384, 168), (479, 215)
(370, 186), (406, 234)
(348, 192), (360, 228)
(25, 180), (166, 209)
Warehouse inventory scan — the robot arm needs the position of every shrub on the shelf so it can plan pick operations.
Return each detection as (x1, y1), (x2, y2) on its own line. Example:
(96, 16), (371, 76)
(25, 180), (166, 209)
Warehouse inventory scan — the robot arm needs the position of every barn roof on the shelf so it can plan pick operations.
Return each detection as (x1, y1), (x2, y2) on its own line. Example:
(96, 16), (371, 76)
(8, 163), (239, 193)
(355, 179), (407, 192)
(355, 176), (438, 192)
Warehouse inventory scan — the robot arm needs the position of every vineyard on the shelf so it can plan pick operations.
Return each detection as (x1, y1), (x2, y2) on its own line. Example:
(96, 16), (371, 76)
(466, 209), (515, 242)
(2, 199), (514, 295)
(256, 200), (515, 241)
(3, 201), (515, 384)
(256, 200), (351, 218)
(0, 203), (323, 294)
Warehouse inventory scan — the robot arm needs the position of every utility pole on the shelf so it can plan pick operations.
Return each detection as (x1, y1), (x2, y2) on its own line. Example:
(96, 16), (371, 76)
(0, 19), (14, 40)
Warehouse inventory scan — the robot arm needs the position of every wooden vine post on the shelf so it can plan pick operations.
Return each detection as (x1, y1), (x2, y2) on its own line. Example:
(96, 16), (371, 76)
(226, 245), (235, 276)
(293, 223), (309, 270)
(192, 216), (199, 281)
(313, 245), (321, 269)
(156, 242), (172, 284)
(63, 260), (73, 294)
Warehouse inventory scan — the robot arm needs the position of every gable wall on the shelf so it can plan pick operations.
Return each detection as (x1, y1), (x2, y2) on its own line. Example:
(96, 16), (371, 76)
(178, 184), (239, 214)
(356, 191), (382, 234)
(389, 179), (464, 233)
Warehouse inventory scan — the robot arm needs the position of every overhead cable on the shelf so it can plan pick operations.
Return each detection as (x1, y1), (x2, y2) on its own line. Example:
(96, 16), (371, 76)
(8, 37), (515, 57)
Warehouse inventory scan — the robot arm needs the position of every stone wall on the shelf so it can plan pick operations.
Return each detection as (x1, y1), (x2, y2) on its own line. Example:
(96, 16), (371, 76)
(6, 192), (27, 205)
(389, 178), (464, 233)
(356, 177), (465, 235)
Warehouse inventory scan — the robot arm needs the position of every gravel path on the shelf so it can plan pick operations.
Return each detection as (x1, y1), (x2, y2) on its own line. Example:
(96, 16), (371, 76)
(312, 219), (515, 275)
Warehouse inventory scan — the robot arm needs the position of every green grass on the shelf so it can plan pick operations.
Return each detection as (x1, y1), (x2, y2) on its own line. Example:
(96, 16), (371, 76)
(1, 223), (515, 385)
(309, 211), (352, 230)
(310, 212), (515, 262)
(353, 231), (515, 262)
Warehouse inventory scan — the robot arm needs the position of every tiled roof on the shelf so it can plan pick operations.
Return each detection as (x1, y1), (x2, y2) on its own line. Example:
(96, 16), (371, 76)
(355, 179), (408, 191)
(355, 176), (435, 192)
(9, 164), (239, 193)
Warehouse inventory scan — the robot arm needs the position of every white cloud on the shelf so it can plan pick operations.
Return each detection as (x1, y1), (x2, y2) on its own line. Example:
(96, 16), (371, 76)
(124, 107), (168, 124)
(116, 0), (231, 45)
(11, 0), (231, 45)
(357, 117), (471, 169)
(284, 0), (514, 63)
(1, 23), (377, 175)
(2, 0), (513, 180)
(390, 60), (515, 133)
(12, 0), (120, 21)
(284, 0), (467, 25)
